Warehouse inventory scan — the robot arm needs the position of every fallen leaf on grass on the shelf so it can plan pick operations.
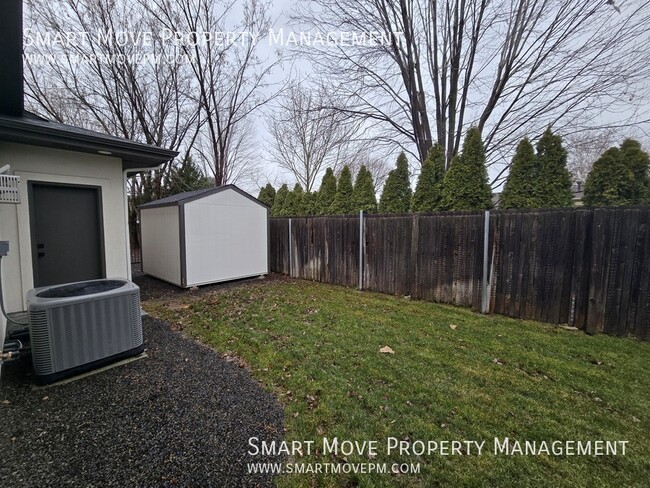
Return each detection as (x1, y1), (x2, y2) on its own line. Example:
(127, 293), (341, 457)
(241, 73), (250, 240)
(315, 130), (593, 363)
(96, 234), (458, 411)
(379, 346), (395, 354)
(449, 324), (457, 330)
(306, 394), (319, 410)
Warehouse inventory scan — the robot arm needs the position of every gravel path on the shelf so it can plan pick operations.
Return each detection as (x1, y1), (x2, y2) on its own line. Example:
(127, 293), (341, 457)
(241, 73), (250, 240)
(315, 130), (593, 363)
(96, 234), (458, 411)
(0, 316), (285, 487)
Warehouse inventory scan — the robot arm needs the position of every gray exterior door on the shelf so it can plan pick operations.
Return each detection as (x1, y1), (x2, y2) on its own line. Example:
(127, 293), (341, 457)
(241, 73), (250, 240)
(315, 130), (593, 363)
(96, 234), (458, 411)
(29, 183), (105, 287)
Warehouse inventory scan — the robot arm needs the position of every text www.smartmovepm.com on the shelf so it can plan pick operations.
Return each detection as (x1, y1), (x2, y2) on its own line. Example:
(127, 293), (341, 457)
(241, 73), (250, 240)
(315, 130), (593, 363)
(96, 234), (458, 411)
(248, 462), (421, 475)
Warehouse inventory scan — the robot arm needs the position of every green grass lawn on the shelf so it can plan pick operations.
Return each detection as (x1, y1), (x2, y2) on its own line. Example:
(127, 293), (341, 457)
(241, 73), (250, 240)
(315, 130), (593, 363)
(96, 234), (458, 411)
(143, 278), (650, 487)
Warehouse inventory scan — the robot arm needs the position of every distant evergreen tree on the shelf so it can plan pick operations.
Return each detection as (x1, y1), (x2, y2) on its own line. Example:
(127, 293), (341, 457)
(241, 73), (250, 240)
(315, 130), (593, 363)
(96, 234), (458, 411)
(316, 167), (337, 214)
(620, 139), (650, 203)
(282, 183), (306, 216)
(411, 144), (445, 212)
(500, 138), (539, 209)
(167, 156), (211, 196)
(280, 189), (296, 216)
(303, 191), (319, 216)
(352, 165), (378, 213)
(257, 183), (276, 208)
(379, 152), (412, 213)
(441, 128), (492, 210)
(583, 148), (635, 207)
(293, 183), (307, 215)
(330, 166), (355, 214)
(272, 184), (289, 216)
(535, 127), (573, 207)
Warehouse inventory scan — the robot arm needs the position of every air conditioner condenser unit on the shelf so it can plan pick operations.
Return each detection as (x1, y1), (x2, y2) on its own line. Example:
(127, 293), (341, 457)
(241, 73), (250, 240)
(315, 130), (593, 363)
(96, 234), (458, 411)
(26, 279), (143, 385)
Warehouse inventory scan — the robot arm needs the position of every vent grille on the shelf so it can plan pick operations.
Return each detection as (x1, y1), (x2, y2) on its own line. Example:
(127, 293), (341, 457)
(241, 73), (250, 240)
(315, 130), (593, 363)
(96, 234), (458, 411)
(130, 290), (143, 346)
(29, 310), (53, 375)
(0, 174), (20, 204)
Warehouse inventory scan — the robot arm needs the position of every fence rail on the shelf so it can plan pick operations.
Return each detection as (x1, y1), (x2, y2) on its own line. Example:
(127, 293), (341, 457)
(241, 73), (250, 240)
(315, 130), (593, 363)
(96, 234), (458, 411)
(270, 207), (650, 341)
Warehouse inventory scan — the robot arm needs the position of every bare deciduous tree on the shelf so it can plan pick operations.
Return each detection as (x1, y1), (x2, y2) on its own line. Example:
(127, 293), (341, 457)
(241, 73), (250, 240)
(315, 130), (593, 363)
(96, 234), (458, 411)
(564, 130), (620, 185)
(24, 0), (279, 193)
(24, 0), (203, 244)
(25, 0), (198, 150)
(268, 84), (364, 191)
(293, 0), (650, 180)
(144, 0), (280, 186)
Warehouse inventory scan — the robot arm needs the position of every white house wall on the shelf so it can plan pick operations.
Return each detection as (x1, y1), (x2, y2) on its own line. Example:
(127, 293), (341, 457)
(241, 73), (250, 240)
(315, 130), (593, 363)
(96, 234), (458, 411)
(140, 206), (181, 286)
(0, 142), (129, 312)
(0, 223), (6, 368)
(184, 190), (268, 287)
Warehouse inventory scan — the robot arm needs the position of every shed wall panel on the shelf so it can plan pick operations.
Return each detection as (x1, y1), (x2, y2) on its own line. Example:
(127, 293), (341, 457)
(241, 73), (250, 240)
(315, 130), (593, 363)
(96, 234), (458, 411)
(140, 206), (181, 285)
(184, 190), (268, 286)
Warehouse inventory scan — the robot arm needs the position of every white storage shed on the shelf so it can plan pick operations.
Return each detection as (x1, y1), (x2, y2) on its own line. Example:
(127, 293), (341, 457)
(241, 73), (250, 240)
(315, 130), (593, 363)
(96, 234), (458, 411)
(138, 185), (269, 288)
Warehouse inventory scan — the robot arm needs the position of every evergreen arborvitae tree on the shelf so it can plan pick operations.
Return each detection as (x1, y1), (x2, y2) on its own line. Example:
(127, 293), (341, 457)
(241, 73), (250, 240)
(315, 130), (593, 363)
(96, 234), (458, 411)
(292, 183), (306, 216)
(379, 152), (412, 213)
(583, 147), (635, 207)
(167, 156), (211, 196)
(303, 191), (318, 216)
(500, 138), (539, 209)
(257, 183), (276, 208)
(535, 127), (573, 208)
(330, 166), (355, 214)
(317, 167), (337, 214)
(281, 188), (297, 216)
(272, 184), (289, 216)
(352, 165), (378, 213)
(441, 128), (492, 210)
(620, 139), (650, 203)
(281, 183), (306, 216)
(411, 144), (445, 212)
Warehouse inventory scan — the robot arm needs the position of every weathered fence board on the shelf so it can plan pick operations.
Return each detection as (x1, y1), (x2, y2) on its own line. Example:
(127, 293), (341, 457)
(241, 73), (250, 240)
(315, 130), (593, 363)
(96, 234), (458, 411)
(270, 219), (289, 274)
(281, 216), (360, 287)
(269, 207), (650, 340)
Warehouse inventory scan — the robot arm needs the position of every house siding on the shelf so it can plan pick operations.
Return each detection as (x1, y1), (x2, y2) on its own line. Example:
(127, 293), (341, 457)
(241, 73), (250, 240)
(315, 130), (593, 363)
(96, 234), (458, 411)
(0, 142), (129, 312)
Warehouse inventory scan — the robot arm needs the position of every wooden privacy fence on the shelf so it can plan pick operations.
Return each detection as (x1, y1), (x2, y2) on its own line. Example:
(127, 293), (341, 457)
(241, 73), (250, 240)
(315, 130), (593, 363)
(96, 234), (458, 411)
(270, 207), (650, 341)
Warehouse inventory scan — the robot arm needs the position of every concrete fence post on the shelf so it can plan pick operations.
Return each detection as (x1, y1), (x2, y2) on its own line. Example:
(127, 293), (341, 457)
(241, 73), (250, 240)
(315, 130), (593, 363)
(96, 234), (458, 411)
(288, 218), (292, 277)
(481, 210), (490, 313)
(359, 210), (364, 290)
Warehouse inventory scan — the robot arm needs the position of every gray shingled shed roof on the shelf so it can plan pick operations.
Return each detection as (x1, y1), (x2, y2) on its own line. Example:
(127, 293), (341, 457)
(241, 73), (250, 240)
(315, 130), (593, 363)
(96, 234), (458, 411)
(138, 184), (269, 210)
